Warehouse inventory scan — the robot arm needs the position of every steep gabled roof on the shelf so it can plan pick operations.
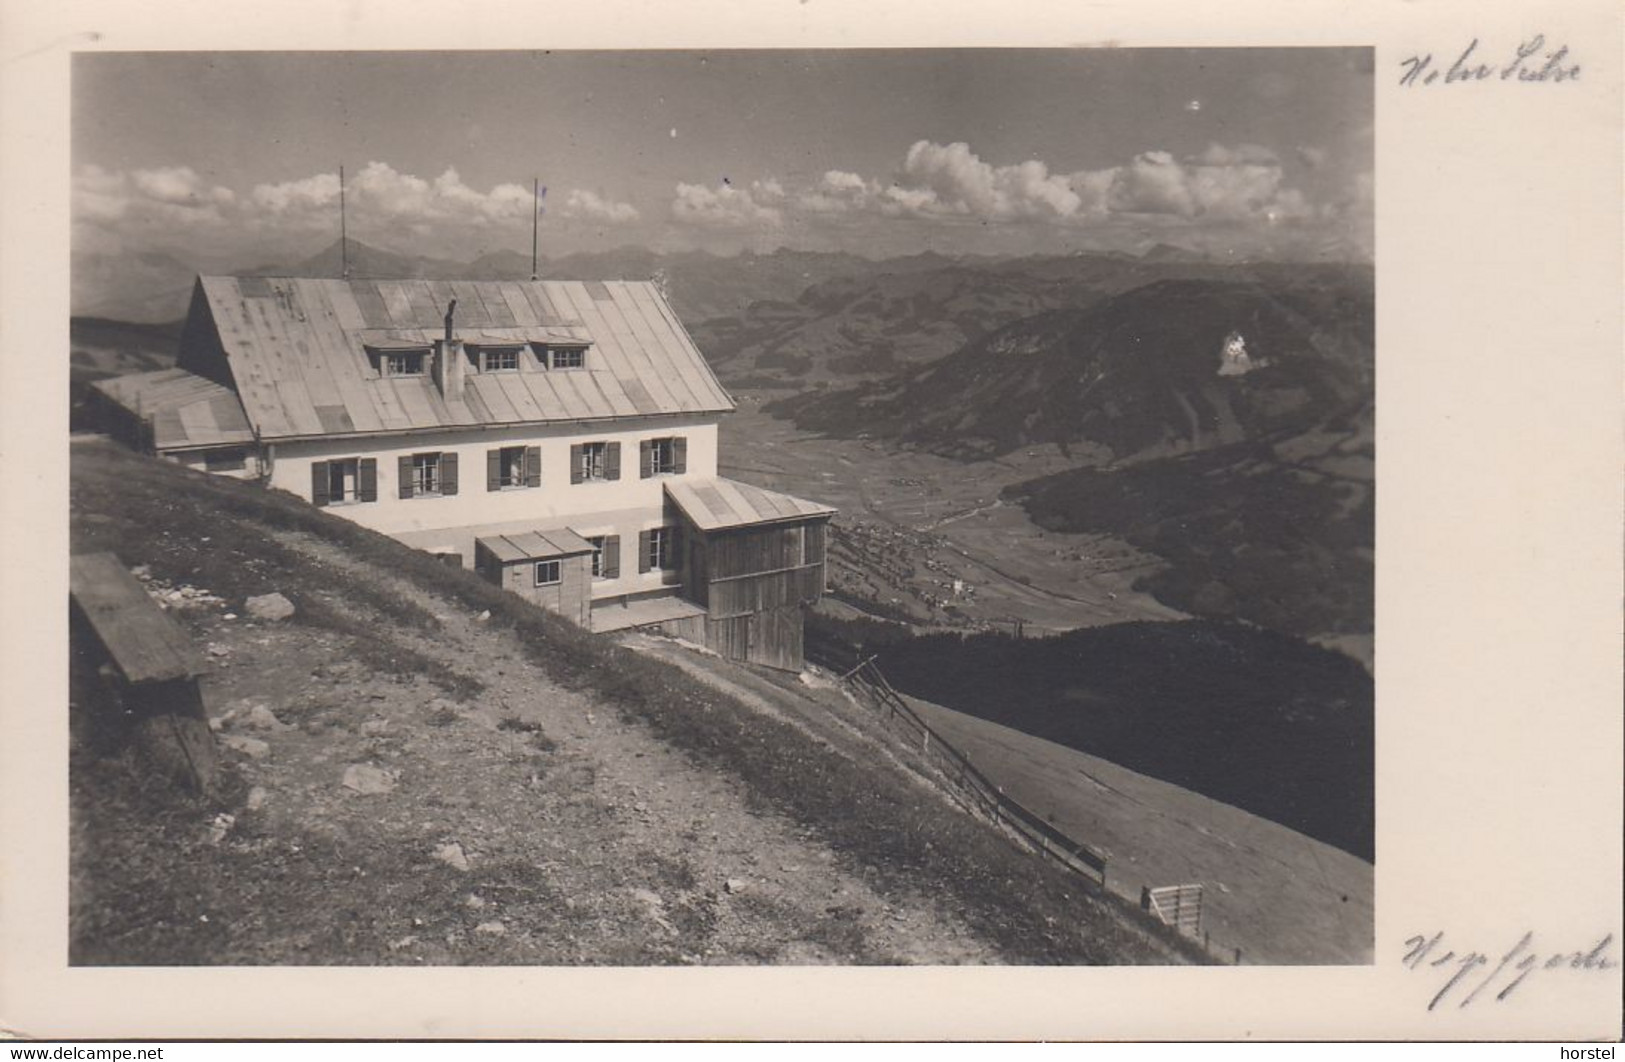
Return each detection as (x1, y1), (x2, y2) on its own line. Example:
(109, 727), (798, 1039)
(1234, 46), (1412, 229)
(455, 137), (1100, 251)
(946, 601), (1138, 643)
(193, 276), (735, 441)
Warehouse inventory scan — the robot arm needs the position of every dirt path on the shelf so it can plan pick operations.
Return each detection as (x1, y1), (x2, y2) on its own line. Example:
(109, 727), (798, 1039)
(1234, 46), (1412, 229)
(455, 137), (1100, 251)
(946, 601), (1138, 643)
(194, 529), (1003, 965)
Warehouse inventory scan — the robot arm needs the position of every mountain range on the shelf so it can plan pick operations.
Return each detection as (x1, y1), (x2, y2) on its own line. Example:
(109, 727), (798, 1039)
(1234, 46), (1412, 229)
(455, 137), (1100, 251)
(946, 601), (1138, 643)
(761, 267), (1374, 642)
(74, 238), (951, 326)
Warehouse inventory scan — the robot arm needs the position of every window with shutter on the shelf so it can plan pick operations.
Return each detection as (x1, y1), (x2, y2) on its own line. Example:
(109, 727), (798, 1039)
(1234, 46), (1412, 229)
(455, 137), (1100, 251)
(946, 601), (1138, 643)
(491, 446), (531, 489)
(318, 459), (361, 504)
(641, 437), (684, 476)
(642, 526), (674, 571)
(403, 453), (445, 497)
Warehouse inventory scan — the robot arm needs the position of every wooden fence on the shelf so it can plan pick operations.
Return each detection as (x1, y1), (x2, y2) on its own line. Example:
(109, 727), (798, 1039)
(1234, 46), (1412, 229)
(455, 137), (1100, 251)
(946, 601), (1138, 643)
(822, 647), (1109, 888)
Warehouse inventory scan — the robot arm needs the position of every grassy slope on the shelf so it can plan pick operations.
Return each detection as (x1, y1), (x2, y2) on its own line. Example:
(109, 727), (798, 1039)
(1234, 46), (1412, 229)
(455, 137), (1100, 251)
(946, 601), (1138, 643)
(900, 695), (1373, 964)
(69, 440), (1201, 965)
(808, 613), (1374, 863)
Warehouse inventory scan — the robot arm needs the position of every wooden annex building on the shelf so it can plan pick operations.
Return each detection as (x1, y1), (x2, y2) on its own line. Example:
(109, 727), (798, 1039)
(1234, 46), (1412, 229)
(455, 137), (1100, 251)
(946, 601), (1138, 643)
(90, 273), (836, 671)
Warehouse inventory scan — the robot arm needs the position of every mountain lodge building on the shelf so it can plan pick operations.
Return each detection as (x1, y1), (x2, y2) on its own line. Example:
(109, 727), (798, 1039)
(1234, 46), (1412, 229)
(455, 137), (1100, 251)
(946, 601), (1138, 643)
(90, 275), (834, 671)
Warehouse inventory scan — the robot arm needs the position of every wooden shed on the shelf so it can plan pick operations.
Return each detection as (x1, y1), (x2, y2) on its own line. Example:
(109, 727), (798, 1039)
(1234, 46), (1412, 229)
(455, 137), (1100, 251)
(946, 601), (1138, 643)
(665, 478), (835, 671)
(473, 528), (596, 627)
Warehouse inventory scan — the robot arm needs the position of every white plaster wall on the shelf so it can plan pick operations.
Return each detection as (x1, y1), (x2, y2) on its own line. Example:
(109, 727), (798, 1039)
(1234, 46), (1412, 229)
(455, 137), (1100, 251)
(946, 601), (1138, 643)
(264, 416), (718, 599)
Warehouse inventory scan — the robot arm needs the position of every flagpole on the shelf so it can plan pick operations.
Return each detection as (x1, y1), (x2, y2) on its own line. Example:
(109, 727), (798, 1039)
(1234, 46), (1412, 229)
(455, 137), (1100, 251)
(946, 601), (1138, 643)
(530, 177), (540, 281)
(340, 164), (349, 280)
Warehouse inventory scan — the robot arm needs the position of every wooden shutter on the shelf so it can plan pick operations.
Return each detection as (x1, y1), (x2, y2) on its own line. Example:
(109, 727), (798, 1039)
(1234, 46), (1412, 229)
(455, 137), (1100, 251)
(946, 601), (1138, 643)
(640, 439), (653, 479)
(569, 444), (584, 484)
(637, 529), (652, 574)
(605, 441), (621, 481)
(440, 452), (458, 495)
(524, 446), (541, 488)
(672, 436), (687, 474)
(358, 458), (378, 502)
(602, 535), (620, 579)
(311, 461), (330, 507)
(398, 455), (415, 499)
(486, 449), (501, 491)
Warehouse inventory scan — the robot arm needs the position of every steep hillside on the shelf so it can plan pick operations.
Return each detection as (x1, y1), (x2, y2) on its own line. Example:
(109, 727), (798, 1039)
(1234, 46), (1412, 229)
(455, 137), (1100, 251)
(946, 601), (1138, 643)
(808, 613), (1374, 862)
(1007, 408), (1374, 642)
(68, 439), (1198, 966)
(774, 274), (1373, 461)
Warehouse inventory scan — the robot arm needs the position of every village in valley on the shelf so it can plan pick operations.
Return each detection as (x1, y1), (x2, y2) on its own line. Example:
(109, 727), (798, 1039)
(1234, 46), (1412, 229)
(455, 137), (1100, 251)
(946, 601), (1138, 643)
(65, 49), (1375, 969)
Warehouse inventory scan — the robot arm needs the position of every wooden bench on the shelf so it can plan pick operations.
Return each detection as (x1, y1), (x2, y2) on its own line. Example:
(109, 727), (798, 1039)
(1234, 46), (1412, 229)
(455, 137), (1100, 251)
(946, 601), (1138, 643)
(70, 552), (217, 792)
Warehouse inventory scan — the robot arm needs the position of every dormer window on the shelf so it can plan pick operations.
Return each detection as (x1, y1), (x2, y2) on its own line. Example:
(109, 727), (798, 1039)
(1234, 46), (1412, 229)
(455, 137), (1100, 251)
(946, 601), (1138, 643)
(383, 352), (426, 376)
(542, 344), (587, 370)
(475, 345), (523, 373)
(366, 344), (433, 378)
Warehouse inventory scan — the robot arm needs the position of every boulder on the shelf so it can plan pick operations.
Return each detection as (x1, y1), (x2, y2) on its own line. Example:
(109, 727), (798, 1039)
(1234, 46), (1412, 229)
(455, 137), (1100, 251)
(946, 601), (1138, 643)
(341, 763), (397, 795)
(242, 704), (290, 731)
(433, 842), (471, 872)
(474, 921), (507, 936)
(245, 593), (296, 621)
(221, 735), (269, 760)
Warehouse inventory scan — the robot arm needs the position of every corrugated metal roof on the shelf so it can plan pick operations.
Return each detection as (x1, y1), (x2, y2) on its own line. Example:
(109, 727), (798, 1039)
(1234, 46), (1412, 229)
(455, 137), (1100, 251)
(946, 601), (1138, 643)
(477, 527), (596, 563)
(197, 276), (735, 441)
(90, 368), (255, 451)
(665, 477), (836, 532)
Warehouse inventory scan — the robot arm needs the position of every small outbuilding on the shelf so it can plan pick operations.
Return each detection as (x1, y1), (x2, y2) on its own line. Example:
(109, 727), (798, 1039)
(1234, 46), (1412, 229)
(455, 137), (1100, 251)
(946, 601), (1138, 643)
(473, 528), (597, 627)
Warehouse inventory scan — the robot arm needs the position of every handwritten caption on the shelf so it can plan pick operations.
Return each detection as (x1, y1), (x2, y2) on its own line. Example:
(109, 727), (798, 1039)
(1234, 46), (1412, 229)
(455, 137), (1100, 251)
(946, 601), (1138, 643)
(1399, 36), (1580, 87)
(1403, 931), (1617, 1011)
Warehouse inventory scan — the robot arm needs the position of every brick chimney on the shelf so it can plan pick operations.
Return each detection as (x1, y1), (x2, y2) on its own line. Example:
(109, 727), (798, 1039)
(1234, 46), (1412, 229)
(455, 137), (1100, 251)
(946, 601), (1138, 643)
(434, 298), (465, 402)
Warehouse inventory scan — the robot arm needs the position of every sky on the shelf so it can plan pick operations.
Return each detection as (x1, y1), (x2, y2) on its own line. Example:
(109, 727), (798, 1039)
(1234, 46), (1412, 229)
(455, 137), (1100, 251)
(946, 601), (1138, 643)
(73, 49), (1373, 266)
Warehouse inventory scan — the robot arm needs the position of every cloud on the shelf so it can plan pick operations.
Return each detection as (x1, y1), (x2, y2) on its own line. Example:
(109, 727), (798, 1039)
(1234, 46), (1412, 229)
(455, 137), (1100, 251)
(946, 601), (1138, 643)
(1104, 143), (1312, 222)
(1108, 151), (1194, 216)
(252, 172), (341, 214)
(131, 166), (235, 207)
(563, 189), (640, 224)
(670, 180), (783, 228)
(73, 164), (236, 231)
(781, 141), (1320, 231)
(890, 140), (1085, 220)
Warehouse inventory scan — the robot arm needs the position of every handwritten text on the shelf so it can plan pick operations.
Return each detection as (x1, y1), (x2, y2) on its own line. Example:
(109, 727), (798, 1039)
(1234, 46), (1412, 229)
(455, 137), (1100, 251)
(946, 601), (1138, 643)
(1399, 36), (1580, 87)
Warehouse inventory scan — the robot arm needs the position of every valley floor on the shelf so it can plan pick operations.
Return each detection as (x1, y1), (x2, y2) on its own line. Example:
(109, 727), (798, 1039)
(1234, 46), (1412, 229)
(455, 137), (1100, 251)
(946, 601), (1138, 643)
(719, 401), (1183, 634)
